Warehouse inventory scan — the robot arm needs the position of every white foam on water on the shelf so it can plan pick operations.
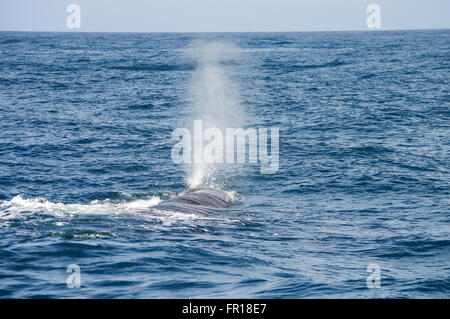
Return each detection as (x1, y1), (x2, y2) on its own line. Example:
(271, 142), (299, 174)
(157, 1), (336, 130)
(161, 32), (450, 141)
(224, 190), (238, 202)
(0, 191), (238, 227)
(0, 195), (162, 220)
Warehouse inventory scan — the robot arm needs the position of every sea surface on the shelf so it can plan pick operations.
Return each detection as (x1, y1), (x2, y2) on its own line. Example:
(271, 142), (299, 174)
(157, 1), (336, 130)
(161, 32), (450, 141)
(0, 30), (449, 298)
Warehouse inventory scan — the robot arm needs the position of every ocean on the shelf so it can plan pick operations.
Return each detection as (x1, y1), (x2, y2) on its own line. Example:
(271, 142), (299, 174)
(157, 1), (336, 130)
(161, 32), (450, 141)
(0, 30), (448, 298)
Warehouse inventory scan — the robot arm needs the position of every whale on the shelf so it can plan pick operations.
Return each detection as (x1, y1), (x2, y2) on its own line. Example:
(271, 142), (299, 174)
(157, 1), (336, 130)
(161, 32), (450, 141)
(152, 185), (231, 215)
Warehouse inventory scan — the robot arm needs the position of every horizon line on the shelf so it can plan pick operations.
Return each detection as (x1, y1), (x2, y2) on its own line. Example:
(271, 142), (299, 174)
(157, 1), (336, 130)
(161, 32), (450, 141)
(1, 27), (449, 34)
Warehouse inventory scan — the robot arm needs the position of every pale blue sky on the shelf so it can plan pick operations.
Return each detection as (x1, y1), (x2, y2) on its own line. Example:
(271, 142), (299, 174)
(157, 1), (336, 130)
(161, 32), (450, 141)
(1, 0), (449, 32)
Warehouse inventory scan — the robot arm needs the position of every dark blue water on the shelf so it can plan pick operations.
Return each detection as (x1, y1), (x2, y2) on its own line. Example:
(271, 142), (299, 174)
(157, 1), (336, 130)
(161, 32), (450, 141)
(0, 30), (449, 298)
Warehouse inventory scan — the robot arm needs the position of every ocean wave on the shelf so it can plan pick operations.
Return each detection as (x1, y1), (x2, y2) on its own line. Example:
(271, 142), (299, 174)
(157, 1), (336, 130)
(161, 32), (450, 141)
(0, 38), (22, 45)
(0, 195), (162, 220)
(292, 59), (347, 70)
(108, 63), (196, 72)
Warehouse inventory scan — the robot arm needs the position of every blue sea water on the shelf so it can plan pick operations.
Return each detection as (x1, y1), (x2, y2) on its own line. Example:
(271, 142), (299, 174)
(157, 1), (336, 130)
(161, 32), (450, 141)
(0, 30), (449, 298)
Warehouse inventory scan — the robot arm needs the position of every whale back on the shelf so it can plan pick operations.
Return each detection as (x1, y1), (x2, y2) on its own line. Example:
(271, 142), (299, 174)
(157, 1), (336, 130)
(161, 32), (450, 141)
(153, 185), (231, 214)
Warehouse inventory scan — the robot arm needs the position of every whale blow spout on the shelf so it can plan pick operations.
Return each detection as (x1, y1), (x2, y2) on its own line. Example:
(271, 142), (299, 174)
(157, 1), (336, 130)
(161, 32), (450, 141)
(153, 185), (231, 215)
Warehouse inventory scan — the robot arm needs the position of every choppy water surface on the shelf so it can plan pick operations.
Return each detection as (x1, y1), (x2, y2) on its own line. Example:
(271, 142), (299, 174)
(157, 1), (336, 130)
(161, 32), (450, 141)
(0, 30), (449, 298)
